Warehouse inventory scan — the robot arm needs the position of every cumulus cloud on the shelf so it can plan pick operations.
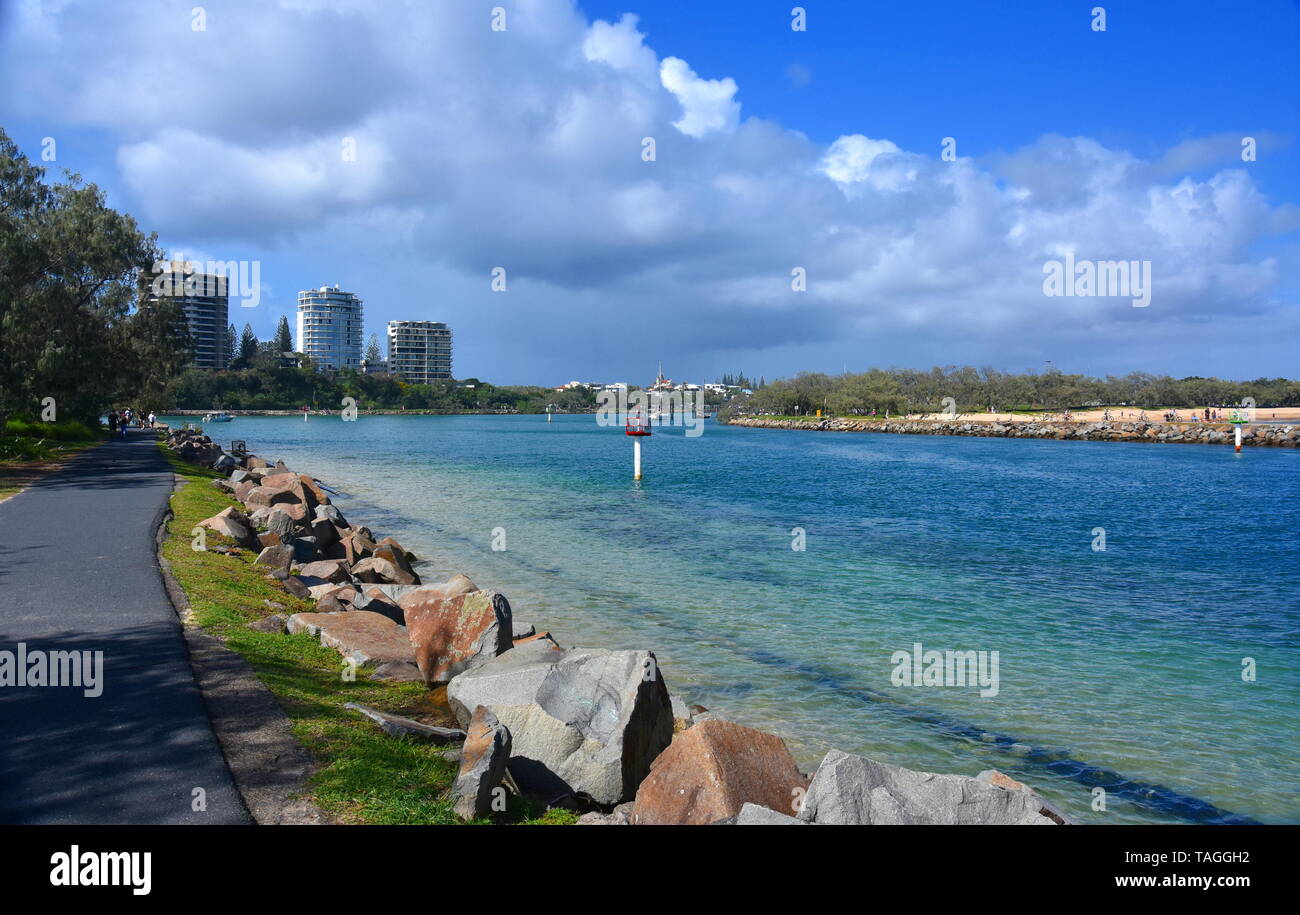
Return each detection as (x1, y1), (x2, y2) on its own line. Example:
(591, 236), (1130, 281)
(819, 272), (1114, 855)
(659, 57), (741, 138)
(0, 0), (1292, 379)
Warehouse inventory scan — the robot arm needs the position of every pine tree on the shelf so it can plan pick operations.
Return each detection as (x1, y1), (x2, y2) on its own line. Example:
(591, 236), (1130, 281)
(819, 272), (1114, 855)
(236, 323), (258, 368)
(225, 324), (237, 367)
(364, 334), (382, 364)
(274, 315), (293, 353)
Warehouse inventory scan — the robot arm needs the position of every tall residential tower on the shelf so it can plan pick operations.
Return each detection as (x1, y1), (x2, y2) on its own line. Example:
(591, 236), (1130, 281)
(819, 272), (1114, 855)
(297, 285), (363, 371)
(146, 260), (229, 369)
(387, 321), (453, 383)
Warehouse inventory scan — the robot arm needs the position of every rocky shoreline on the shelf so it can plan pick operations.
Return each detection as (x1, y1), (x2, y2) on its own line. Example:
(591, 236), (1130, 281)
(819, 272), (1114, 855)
(725, 415), (1300, 447)
(162, 425), (1072, 825)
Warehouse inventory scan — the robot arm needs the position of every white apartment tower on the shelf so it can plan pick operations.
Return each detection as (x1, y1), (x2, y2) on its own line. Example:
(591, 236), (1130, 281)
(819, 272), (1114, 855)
(297, 284), (363, 372)
(387, 321), (453, 384)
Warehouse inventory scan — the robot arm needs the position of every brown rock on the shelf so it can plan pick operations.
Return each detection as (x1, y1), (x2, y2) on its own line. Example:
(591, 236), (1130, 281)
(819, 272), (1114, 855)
(242, 486), (275, 507)
(402, 589), (512, 684)
(351, 586), (405, 624)
(270, 573), (311, 599)
(342, 530), (377, 564)
(371, 541), (419, 583)
(196, 508), (259, 550)
(452, 706), (512, 820)
(233, 479), (257, 502)
(377, 535), (417, 562)
(254, 543), (295, 572)
(286, 610), (417, 668)
(297, 559), (351, 584)
(351, 555), (418, 585)
(395, 574), (477, 615)
(630, 719), (808, 825)
(258, 531), (284, 549)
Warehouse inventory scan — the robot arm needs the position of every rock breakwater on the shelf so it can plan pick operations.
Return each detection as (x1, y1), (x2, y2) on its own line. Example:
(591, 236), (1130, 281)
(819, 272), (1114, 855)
(726, 416), (1299, 447)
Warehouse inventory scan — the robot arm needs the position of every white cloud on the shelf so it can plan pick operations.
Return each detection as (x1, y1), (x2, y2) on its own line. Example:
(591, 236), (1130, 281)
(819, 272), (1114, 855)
(0, 0), (1293, 377)
(820, 135), (903, 185)
(659, 57), (741, 138)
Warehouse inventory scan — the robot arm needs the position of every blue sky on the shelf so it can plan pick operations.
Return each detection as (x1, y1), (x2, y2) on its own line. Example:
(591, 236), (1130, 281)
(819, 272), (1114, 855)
(2, 0), (1296, 384)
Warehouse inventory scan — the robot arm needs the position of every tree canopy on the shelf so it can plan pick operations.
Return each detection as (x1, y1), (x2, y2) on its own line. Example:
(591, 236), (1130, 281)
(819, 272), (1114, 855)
(0, 128), (190, 424)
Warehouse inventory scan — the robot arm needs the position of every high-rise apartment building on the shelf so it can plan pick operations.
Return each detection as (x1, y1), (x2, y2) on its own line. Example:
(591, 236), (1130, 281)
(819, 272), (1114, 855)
(387, 321), (453, 384)
(297, 285), (363, 372)
(146, 260), (229, 369)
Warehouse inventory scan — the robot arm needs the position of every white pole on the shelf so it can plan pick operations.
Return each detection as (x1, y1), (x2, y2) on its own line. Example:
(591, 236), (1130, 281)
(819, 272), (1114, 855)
(634, 437), (642, 480)
(1235, 425), (1242, 453)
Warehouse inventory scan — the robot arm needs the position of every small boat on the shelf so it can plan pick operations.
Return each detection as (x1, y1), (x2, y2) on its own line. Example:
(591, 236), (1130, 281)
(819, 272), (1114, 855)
(203, 412), (234, 423)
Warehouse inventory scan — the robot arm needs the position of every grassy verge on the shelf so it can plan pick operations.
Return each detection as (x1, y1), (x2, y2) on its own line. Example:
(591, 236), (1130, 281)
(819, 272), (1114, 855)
(158, 442), (575, 825)
(0, 420), (109, 501)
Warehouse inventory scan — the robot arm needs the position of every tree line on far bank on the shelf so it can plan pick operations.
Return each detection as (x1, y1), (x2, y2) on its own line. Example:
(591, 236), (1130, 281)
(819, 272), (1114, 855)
(167, 358), (600, 414)
(733, 367), (1300, 418)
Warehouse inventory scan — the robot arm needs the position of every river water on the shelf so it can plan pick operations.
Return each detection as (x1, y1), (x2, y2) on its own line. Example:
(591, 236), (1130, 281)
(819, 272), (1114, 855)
(166, 413), (1300, 824)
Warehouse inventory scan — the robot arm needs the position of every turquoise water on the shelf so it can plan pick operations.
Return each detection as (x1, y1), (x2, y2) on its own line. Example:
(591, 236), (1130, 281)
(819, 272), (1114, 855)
(170, 414), (1300, 824)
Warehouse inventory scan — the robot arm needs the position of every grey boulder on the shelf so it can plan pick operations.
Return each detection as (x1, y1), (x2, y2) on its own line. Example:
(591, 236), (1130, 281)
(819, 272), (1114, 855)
(451, 706), (512, 820)
(446, 640), (673, 806)
(714, 802), (806, 825)
(796, 750), (1062, 825)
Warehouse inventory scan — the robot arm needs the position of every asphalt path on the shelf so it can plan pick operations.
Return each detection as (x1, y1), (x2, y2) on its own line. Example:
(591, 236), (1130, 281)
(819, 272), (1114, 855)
(0, 429), (249, 824)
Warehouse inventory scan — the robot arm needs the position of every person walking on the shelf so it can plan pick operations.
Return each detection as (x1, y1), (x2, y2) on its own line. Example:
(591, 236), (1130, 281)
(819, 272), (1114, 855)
(107, 410), (118, 436)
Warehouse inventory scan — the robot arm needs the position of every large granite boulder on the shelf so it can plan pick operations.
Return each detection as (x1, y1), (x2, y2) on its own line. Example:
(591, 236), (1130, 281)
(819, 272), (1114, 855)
(976, 769), (1073, 825)
(402, 589), (513, 685)
(212, 452), (238, 473)
(253, 543), (294, 573)
(396, 574), (477, 612)
(351, 555), (419, 586)
(350, 586), (406, 625)
(446, 641), (673, 806)
(796, 750), (1062, 825)
(630, 719), (808, 825)
(371, 540), (419, 583)
(309, 518), (340, 549)
(286, 610), (417, 669)
(341, 530), (377, 565)
(452, 706), (513, 820)
(196, 507), (259, 550)
(297, 559), (351, 584)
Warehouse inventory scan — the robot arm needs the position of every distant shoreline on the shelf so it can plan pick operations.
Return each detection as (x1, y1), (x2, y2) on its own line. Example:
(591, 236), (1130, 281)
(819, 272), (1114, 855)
(163, 408), (597, 417)
(723, 415), (1300, 447)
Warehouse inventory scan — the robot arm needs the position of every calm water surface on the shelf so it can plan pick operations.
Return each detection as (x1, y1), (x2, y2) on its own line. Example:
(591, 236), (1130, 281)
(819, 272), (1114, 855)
(168, 414), (1300, 824)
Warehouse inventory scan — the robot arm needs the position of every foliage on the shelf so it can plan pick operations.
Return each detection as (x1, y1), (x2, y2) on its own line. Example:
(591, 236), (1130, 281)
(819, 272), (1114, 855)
(166, 365), (600, 413)
(743, 367), (1300, 416)
(0, 128), (190, 424)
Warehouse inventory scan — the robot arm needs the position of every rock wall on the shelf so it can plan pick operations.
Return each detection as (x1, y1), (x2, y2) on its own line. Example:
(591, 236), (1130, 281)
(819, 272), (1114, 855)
(725, 416), (1299, 447)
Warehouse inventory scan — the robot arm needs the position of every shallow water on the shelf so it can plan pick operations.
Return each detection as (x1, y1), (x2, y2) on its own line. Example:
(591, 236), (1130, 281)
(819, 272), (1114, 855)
(171, 413), (1300, 824)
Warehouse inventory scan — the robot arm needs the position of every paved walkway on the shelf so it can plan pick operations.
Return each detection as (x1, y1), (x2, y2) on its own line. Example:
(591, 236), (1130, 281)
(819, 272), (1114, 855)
(0, 429), (249, 823)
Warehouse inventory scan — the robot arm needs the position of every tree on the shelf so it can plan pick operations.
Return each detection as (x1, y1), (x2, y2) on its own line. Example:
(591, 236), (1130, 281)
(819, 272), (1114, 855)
(225, 323), (237, 367)
(364, 333), (382, 364)
(0, 128), (180, 424)
(234, 322), (259, 368)
(274, 315), (294, 354)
